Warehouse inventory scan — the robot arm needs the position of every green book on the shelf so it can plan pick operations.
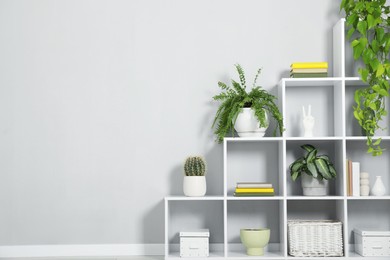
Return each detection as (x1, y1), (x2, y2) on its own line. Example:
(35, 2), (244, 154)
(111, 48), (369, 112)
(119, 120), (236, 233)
(234, 192), (275, 196)
(290, 73), (328, 78)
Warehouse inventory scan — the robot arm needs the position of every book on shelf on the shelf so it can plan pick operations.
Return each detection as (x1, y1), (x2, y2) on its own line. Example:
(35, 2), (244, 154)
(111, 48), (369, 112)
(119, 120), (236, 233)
(290, 62), (328, 69)
(346, 159), (352, 196)
(236, 182), (273, 188)
(233, 192), (275, 196)
(235, 188), (274, 193)
(346, 159), (361, 196)
(352, 161), (360, 197)
(290, 68), (328, 73)
(290, 73), (328, 78)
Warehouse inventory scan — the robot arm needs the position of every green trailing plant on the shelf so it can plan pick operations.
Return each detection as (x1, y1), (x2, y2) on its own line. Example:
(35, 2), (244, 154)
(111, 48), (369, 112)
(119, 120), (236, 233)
(341, 0), (390, 156)
(289, 144), (337, 181)
(184, 156), (207, 176)
(212, 64), (284, 143)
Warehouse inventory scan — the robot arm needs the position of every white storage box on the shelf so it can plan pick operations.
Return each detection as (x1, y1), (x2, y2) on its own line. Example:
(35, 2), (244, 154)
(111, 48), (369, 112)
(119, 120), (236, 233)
(180, 229), (209, 257)
(354, 228), (390, 257)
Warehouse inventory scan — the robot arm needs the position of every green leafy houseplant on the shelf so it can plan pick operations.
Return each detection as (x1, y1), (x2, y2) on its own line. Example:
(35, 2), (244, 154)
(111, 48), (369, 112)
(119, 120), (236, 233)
(212, 64), (284, 143)
(341, 0), (390, 156)
(289, 144), (337, 181)
(184, 156), (206, 176)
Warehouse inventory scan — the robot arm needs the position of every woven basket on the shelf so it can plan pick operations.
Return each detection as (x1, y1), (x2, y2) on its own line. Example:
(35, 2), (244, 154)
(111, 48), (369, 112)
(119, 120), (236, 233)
(288, 220), (344, 257)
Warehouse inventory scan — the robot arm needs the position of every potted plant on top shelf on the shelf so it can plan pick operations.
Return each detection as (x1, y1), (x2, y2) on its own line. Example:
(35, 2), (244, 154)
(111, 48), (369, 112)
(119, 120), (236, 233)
(341, 0), (390, 156)
(212, 64), (285, 143)
(289, 144), (337, 196)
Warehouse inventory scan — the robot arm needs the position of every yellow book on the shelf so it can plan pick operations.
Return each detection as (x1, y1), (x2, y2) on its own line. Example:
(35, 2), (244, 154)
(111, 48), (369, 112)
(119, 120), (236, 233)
(291, 62), (328, 69)
(235, 188), (274, 193)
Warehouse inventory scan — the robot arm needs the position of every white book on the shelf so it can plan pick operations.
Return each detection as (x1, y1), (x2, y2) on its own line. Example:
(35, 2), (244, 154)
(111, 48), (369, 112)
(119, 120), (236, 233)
(352, 162), (360, 197)
(236, 182), (273, 188)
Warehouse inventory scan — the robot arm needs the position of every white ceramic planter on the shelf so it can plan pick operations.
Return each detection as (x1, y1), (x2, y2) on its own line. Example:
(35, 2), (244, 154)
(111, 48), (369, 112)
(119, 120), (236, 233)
(301, 174), (329, 196)
(234, 108), (269, 137)
(183, 176), (206, 197)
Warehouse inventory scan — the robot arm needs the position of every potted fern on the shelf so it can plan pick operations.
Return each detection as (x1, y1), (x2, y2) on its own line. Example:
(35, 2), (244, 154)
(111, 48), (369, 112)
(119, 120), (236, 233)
(212, 64), (284, 143)
(183, 156), (207, 197)
(289, 144), (337, 196)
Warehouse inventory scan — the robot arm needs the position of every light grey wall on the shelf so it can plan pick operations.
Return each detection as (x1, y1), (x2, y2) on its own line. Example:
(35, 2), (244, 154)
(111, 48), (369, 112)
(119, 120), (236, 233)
(0, 0), (342, 245)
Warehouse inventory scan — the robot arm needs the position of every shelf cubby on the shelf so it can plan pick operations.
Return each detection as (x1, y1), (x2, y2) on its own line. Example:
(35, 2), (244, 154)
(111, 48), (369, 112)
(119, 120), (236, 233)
(286, 140), (344, 196)
(226, 200), (284, 258)
(346, 140), (390, 196)
(165, 200), (224, 258)
(281, 79), (343, 138)
(225, 139), (283, 197)
(287, 200), (347, 257)
(347, 200), (390, 256)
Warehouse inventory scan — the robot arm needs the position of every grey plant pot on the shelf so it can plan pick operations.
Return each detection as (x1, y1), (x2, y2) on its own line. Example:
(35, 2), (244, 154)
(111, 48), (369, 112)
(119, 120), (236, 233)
(301, 174), (329, 196)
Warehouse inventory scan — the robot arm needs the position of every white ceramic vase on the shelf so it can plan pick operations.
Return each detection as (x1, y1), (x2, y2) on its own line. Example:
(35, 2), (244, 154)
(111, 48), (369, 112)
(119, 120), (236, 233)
(183, 176), (206, 197)
(301, 174), (329, 196)
(371, 176), (386, 196)
(234, 108), (269, 137)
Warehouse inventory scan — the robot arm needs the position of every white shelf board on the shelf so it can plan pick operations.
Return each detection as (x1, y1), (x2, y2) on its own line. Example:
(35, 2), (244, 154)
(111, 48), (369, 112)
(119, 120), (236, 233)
(287, 196), (345, 200)
(280, 77), (343, 87)
(227, 250), (284, 259)
(346, 136), (390, 141)
(345, 77), (390, 86)
(348, 251), (390, 258)
(165, 196), (224, 201)
(287, 257), (346, 260)
(344, 77), (367, 87)
(347, 196), (390, 200)
(167, 251), (225, 259)
(286, 136), (343, 141)
(227, 196), (283, 201)
(224, 137), (283, 142)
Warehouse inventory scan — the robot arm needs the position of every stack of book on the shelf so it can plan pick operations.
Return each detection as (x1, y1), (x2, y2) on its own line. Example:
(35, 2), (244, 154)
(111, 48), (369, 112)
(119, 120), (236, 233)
(290, 62), (328, 78)
(233, 182), (275, 196)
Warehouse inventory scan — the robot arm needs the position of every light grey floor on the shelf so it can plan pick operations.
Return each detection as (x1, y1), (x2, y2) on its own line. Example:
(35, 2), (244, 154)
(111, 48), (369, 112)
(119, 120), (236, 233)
(0, 257), (164, 260)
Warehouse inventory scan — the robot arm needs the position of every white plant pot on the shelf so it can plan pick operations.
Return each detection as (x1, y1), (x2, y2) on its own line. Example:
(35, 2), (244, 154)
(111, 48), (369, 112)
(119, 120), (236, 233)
(301, 174), (329, 196)
(183, 176), (206, 197)
(234, 108), (269, 137)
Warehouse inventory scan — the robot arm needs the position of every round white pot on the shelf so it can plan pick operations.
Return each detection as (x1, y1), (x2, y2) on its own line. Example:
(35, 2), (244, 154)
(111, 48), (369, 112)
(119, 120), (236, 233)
(234, 108), (269, 137)
(183, 176), (206, 197)
(301, 174), (329, 196)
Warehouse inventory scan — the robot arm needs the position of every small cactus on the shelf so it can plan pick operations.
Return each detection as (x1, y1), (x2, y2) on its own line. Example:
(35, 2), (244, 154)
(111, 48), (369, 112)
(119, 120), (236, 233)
(184, 156), (207, 176)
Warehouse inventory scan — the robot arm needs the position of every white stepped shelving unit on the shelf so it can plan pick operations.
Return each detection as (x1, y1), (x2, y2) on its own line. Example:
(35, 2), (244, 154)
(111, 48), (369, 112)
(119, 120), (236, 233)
(164, 19), (390, 260)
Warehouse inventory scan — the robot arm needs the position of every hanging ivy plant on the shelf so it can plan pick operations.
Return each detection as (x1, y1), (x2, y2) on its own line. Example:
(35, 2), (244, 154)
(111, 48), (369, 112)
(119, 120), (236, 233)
(341, 0), (390, 156)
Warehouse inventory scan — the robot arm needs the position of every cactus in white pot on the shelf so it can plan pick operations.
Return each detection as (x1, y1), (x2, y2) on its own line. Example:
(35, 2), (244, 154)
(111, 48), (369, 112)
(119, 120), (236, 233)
(183, 156), (207, 196)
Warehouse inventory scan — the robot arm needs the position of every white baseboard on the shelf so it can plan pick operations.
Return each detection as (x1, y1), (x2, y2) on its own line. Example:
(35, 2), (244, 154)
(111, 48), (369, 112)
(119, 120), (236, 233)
(0, 244), (164, 258)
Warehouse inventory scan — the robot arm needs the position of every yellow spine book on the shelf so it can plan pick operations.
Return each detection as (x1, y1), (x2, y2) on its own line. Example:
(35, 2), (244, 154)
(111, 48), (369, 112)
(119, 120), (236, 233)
(235, 188), (274, 193)
(291, 62), (328, 69)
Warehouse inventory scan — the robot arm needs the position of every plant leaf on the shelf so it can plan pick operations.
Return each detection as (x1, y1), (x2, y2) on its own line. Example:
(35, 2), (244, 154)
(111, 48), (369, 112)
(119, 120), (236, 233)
(328, 164), (337, 177)
(314, 158), (332, 180)
(305, 149), (317, 163)
(357, 20), (367, 37)
(307, 162), (318, 178)
(290, 159), (304, 173)
(301, 144), (315, 152)
(291, 171), (299, 181)
(376, 64), (385, 77)
(368, 14), (376, 29)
